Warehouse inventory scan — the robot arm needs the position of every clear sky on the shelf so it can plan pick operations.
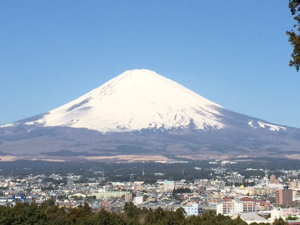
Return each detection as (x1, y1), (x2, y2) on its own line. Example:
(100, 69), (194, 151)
(1, 1), (300, 128)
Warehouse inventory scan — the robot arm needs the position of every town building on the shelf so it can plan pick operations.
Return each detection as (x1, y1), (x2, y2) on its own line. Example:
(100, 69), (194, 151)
(164, 180), (174, 193)
(289, 180), (298, 188)
(183, 204), (203, 216)
(125, 193), (132, 202)
(93, 191), (128, 199)
(270, 175), (276, 184)
(216, 199), (256, 215)
(275, 187), (293, 207)
(133, 196), (143, 205)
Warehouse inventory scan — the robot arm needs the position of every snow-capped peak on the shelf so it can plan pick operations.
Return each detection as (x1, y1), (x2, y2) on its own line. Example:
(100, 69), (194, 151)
(31, 69), (225, 132)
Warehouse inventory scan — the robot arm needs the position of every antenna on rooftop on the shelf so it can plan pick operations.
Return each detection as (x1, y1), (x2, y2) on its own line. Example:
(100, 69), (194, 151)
(220, 163), (224, 176)
(264, 167), (269, 179)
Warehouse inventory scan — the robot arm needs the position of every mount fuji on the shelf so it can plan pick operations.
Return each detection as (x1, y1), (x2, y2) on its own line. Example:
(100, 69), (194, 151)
(1, 69), (300, 161)
(25, 69), (224, 132)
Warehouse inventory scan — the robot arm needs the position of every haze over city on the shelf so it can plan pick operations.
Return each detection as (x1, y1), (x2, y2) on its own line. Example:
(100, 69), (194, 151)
(1, 1), (300, 128)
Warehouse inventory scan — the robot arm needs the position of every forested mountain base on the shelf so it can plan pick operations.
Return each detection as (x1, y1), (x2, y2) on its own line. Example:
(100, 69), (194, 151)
(0, 200), (288, 225)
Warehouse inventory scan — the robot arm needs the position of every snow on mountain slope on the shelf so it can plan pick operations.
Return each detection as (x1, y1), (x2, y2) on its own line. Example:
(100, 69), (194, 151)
(248, 120), (286, 131)
(31, 69), (225, 133)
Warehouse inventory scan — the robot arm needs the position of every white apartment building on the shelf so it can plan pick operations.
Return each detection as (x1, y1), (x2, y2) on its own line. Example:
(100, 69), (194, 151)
(183, 204), (203, 216)
(216, 199), (256, 215)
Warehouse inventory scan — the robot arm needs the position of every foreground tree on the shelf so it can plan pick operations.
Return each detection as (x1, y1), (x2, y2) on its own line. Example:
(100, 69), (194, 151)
(0, 202), (278, 225)
(273, 217), (288, 225)
(287, 0), (300, 71)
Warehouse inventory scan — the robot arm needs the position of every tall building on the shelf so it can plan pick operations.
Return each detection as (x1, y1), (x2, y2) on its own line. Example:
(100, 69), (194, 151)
(275, 186), (293, 207)
(164, 180), (175, 192)
(270, 175), (276, 184)
(125, 193), (132, 202)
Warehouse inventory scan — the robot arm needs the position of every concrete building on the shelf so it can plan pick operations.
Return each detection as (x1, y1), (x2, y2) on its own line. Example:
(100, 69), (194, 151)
(217, 200), (238, 215)
(216, 199), (256, 215)
(183, 204), (203, 216)
(93, 191), (128, 199)
(133, 196), (143, 205)
(270, 175), (276, 184)
(275, 188), (293, 207)
(164, 180), (174, 193)
(125, 193), (132, 202)
(134, 181), (144, 191)
(241, 200), (256, 213)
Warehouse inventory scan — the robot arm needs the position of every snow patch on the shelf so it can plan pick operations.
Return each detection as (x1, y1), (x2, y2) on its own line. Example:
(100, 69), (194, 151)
(248, 121), (257, 129)
(0, 123), (14, 128)
(248, 120), (286, 131)
(257, 121), (286, 131)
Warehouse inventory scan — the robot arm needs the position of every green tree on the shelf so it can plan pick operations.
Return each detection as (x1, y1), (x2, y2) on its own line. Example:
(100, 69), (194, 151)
(41, 198), (56, 208)
(123, 202), (140, 219)
(232, 216), (248, 225)
(76, 208), (126, 225)
(174, 207), (186, 221)
(273, 217), (288, 225)
(287, 0), (300, 71)
(0, 205), (13, 224)
(68, 203), (91, 224)
(44, 206), (70, 225)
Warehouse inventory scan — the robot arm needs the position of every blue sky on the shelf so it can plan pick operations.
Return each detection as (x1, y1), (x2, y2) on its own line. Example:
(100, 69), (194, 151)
(1, 1), (300, 128)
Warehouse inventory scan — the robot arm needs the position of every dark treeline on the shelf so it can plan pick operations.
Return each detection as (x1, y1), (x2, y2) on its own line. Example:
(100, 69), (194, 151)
(0, 200), (288, 225)
(0, 158), (298, 181)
